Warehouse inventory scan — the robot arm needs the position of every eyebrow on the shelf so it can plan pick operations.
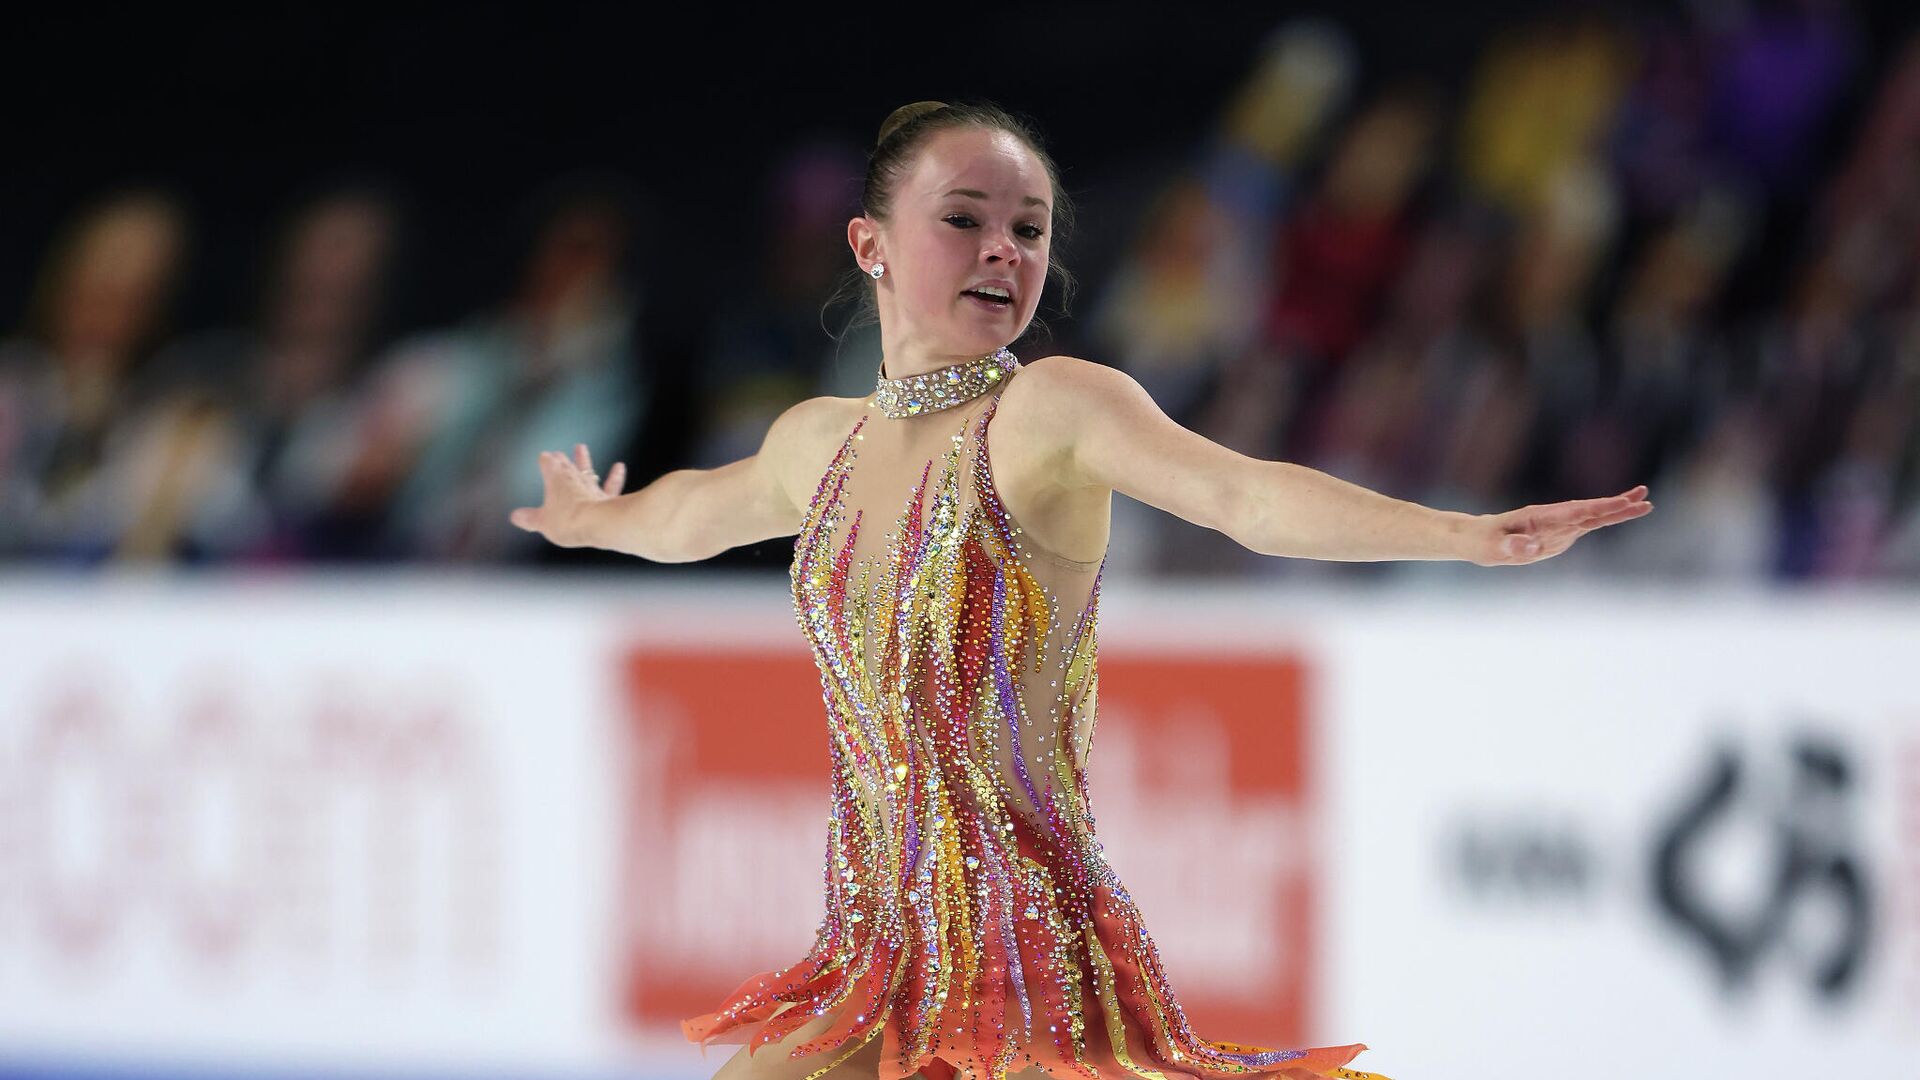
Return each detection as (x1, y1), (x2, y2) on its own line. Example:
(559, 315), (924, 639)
(944, 187), (1050, 213)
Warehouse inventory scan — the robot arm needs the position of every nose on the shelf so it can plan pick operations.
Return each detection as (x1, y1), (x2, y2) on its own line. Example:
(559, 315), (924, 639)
(982, 227), (1019, 265)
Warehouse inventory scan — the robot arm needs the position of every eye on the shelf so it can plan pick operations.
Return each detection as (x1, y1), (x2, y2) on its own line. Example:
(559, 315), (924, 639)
(943, 214), (1046, 240)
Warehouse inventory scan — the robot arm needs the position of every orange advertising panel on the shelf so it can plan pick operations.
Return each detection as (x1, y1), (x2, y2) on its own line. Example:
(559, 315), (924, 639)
(616, 646), (1321, 1048)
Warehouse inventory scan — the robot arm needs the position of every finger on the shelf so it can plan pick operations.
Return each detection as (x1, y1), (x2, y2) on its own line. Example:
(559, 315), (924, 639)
(545, 450), (592, 490)
(1591, 501), (1654, 528)
(1576, 498), (1654, 526)
(605, 462), (626, 495)
(509, 507), (536, 530)
(1563, 488), (1649, 517)
(1576, 492), (1640, 515)
(1526, 502), (1593, 529)
(575, 442), (594, 474)
(1541, 494), (1636, 526)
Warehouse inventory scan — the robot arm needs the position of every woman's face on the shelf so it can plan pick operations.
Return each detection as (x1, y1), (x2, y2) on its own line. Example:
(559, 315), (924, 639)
(54, 199), (184, 360)
(858, 126), (1052, 358)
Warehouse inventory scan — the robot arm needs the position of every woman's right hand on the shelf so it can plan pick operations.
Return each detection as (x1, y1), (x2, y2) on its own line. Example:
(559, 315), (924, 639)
(509, 442), (627, 548)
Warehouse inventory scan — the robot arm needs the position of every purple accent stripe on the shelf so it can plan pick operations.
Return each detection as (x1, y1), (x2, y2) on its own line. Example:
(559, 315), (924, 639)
(975, 817), (1031, 1034)
(988, 568), (1051, 825)
(900, 737), (920, 887)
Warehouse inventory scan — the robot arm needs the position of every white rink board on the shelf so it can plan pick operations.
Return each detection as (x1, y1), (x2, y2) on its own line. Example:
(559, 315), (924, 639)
(0, 578), (650, 1077)
(0, 575), (1912, 1079)
(1308, 598), (1920, 1079)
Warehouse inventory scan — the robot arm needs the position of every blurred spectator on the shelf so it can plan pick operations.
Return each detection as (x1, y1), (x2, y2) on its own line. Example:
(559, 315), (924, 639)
(1205, 17), (1357, 224)
(1261, 86), (1439, 459)
(116, 183), (403, 562)
(1458, 12), (1634, 217)
(1699, 0), (1858, 203)
(300, 176), (651, 562)
(1608, 2), (1857, 219)
(1608, 19), (1720, 219)
(1090, 176), (1262, 422)
(0, 190), (191, 563)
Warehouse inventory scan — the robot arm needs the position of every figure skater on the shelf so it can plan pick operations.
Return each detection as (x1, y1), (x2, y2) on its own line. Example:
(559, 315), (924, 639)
(511, 100), (1651, 1080)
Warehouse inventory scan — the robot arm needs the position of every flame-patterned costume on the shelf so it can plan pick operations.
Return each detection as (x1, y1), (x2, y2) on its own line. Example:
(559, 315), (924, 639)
(683, 355), (1388, 1080)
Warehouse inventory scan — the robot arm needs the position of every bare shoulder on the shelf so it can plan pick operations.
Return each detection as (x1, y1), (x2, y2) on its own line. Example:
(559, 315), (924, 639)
(997, 354), (1135, 488)
(1001, 354), (1136, 429)
(1003, 352), (1117, 405)
(760, 392), (868, 511)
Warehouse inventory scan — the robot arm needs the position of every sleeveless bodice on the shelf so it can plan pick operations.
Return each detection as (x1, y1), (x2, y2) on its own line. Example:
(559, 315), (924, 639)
(681, 362), (1388, 1080)
(793, 378), (1107, 857)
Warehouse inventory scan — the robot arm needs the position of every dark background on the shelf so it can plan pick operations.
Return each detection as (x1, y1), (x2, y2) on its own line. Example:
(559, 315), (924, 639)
(6, 1), (1918, 575)
(29, 2), (1893, 339)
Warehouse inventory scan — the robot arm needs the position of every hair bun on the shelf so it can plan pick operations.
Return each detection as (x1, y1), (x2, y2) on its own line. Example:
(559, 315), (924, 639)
(877, 101), (951, 147)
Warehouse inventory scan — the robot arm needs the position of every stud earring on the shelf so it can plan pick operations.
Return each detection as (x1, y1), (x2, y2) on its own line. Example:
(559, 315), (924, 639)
(869, 262), (885, 280)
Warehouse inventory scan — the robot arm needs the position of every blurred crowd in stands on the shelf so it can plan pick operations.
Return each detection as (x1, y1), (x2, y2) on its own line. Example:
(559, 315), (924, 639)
(4, 7), (1919, 583)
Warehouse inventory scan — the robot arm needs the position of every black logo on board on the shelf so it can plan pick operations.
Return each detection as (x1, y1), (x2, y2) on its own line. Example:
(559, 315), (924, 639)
(1651, 736), (1871, 999)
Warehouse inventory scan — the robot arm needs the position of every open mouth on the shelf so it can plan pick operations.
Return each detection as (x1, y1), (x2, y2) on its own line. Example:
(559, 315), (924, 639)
(962, 289), (1013, 309)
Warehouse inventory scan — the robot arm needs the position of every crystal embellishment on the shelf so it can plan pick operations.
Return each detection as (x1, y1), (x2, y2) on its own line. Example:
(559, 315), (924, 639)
(873, 347), (1020, 419)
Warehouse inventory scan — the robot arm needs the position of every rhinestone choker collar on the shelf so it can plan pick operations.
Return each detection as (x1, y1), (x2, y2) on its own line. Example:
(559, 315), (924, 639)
(873, 348), (1020, 418)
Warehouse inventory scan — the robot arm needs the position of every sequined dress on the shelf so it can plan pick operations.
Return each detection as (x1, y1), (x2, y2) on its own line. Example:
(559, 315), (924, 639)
(682, 361), (1388, 1080)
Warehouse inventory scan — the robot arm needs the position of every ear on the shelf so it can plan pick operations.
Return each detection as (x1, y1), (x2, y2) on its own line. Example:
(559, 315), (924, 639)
(847, 215), (882, 272)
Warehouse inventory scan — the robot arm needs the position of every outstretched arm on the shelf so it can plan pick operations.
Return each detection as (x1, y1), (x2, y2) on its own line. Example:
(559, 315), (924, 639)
(1024, 355), (1650, 565)
(509, 398), (819, 562)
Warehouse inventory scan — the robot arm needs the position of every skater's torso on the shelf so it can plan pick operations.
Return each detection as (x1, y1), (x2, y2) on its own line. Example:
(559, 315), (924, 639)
(789, 361), (1113, 840)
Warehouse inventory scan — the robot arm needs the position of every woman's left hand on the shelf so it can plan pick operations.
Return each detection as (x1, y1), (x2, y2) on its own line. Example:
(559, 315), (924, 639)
(1466, 485), (1652, 566)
